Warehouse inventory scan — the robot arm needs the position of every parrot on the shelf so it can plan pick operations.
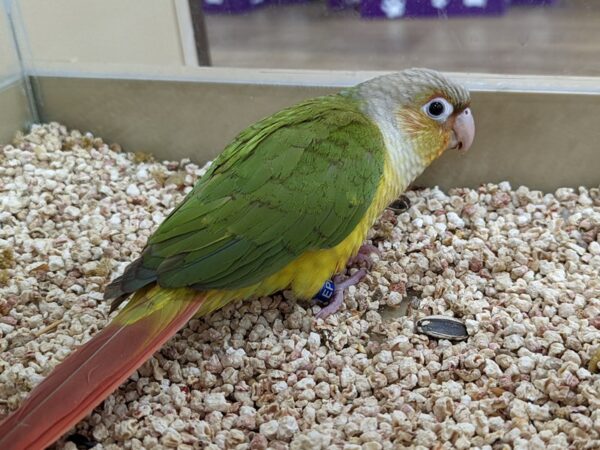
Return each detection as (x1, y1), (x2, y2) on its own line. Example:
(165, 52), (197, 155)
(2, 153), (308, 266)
(0, 68), (474, 449)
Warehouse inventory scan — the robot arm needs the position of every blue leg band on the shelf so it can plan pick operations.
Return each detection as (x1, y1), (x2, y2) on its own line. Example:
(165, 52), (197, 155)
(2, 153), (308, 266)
(313, 279), (336, 305)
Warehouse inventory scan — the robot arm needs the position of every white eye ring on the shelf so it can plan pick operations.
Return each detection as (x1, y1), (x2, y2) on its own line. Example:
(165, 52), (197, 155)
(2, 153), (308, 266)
(423, 97), (454, 122)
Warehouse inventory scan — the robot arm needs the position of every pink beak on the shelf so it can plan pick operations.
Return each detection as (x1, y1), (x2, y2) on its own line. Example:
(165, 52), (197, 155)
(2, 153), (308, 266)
(450, 108), (475, 153)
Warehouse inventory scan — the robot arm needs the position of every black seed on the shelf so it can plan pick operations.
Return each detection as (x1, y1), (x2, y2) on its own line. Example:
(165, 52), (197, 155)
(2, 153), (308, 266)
(416, 315), (468, 341)
(388, 195), (411, 214)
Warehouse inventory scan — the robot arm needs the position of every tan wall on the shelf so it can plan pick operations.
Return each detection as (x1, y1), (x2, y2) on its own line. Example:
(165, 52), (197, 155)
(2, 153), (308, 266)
(14, 0), (190, 71)
(0, 2), (20, 81)
(35, 74), (600, 191)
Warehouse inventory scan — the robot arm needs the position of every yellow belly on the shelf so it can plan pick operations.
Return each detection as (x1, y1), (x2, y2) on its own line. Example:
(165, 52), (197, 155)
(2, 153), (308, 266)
(192, 156), (403, 318)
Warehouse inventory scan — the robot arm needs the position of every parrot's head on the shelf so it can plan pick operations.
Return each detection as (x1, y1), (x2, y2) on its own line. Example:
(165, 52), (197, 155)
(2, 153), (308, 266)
(356, 68), (474, 172)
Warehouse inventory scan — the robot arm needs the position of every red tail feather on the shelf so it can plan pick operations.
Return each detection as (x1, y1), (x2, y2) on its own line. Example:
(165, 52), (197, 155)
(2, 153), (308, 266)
(0, 292), (202, 450)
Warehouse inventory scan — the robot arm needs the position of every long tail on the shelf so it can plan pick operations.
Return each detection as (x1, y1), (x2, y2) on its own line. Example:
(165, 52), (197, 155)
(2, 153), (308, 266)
(0, 286), (204, 450)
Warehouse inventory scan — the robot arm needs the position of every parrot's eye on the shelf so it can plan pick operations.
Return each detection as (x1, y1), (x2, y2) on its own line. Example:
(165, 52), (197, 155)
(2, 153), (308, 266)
(428, 102), (444, 116)
(423, 97), (454, 122)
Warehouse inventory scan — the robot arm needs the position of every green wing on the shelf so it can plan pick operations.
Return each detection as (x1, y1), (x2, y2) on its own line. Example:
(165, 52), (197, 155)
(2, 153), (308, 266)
(106, 93), (386, 299)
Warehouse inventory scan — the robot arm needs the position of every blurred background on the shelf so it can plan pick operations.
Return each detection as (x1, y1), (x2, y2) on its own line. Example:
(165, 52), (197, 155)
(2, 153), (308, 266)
(1, 0), (599, 186)
(203, 0), (600, 75)
(2, 0), (600, 77)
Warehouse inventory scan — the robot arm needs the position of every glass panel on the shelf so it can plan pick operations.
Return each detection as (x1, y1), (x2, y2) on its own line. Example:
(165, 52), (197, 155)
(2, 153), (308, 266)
(5, 0), (598, 78)
(204, 0), (600, 76)
(0, 1), (32, 143)
(12, 0), (201, 74)
(0, 0), (20, 83)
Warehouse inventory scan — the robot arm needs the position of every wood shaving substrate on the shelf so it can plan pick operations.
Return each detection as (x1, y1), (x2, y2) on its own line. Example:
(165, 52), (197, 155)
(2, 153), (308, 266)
(1, 123), (599, 450)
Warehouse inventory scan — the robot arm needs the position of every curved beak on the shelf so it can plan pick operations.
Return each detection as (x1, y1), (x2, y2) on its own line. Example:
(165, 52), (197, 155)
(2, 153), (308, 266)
(449, 108), (475, 153)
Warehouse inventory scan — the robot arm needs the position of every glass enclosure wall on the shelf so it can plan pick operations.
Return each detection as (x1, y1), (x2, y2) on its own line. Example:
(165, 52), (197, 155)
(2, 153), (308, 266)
(1, 0), (599, 189)
(0, 1), (32, 143)
(203, 0), (600, 76)
(6, 0), (199, 75)
(0, 1), (20, 85)
(4, 1), (600, 80)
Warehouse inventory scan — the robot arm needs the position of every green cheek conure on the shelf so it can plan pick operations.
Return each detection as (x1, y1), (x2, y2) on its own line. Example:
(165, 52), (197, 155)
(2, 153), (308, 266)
(0, 68), (475, 449)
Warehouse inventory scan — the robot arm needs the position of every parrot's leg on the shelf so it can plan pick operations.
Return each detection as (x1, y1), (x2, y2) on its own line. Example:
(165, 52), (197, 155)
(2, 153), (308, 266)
(349, 253), (375, 269)
(316, 268), (367, 319)
(347, 244), (381, 269)
(358, 243), (381, 257)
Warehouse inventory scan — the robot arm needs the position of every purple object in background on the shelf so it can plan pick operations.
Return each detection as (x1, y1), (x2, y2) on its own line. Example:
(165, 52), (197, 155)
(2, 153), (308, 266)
(328, 0), (360, 10)
(361, 0), (507, 19)
(203, 0), (311, 13)
(203, 0), (267, 14)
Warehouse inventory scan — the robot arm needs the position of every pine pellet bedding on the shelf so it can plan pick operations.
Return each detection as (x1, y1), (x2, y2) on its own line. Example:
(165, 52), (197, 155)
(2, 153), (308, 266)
(1, 123), (599, 449)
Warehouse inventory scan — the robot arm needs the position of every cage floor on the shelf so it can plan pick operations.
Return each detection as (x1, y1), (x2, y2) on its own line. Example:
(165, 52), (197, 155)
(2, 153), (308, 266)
(0, 123), (599, 449)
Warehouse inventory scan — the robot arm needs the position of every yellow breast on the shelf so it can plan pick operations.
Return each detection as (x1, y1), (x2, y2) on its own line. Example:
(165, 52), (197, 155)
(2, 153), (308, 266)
(195, 155), (403, 317)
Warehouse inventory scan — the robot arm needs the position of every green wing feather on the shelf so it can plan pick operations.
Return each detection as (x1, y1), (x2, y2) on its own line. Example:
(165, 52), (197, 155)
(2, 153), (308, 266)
(106, 93), (386, 299)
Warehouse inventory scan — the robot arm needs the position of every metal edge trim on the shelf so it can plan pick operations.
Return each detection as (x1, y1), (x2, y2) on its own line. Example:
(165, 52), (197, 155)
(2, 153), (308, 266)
(27, 66), (600, 95)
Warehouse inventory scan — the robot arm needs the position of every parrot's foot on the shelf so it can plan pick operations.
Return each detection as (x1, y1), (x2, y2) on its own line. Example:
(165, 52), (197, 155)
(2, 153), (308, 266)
(347, 244), (381, 270)
(315, 268), (367, 319)
(358, 243), (381, 257)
